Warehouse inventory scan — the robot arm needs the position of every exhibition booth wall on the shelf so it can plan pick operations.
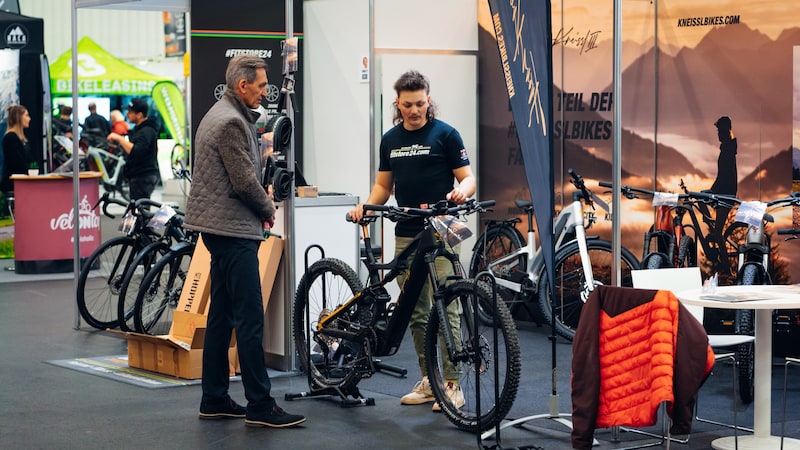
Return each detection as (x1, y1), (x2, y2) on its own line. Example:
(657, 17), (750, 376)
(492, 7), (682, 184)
(305, 0), (800, 283)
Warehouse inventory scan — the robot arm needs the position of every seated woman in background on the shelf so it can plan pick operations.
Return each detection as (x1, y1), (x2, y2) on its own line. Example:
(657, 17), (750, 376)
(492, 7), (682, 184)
(1, 104), (33, 194)
(110, 109), (130, 135)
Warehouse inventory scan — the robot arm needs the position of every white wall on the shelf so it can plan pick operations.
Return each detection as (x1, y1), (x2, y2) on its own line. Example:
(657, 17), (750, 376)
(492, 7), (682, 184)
(304, 0), (480, 270)
(304, 0), (479, 198)
(302, 0), (371, 198)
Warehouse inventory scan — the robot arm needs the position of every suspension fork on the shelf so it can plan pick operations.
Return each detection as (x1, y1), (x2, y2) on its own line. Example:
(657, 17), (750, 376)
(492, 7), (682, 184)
(426, 262), (456, 364)
(427, 246), (466, 363)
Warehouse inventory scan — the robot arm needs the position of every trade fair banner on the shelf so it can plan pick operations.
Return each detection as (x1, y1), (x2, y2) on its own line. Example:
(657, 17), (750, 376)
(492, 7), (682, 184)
(151, 80), (186, 148)
(487, 0), (555, 296)
(478, 1), (800, 283)
(49, 37), (170, 96)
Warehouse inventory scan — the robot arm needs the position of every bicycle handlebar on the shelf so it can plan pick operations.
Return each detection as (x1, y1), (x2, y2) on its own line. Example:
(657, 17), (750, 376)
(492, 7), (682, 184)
(568, 168), (594, 208)
(346, 199), (495, 225)
(597, 181), (663, 200)
(133, 198), (163, 210)
(92, 192), (128, 218)
(599, 180), (744, 209)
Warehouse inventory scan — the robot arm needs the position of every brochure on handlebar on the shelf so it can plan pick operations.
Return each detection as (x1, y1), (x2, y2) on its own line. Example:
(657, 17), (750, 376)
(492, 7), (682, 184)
(734, 201), (766, 228)
(652, 192), (679, 206)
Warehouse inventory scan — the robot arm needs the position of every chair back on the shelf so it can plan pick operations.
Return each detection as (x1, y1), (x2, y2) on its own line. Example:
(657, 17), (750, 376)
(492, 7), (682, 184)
(631, 267), (703, 322)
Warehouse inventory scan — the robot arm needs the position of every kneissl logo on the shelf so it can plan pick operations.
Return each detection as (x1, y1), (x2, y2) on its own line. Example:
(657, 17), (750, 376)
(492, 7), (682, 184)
(5, 23), (28, 49)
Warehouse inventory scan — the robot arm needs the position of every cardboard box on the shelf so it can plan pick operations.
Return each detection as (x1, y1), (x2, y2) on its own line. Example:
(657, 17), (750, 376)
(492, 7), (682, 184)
(297, 185), (318, 197)
(124, 311), (237, 379)
(116, 236), (284, 379)
(175, 235), (212, 316)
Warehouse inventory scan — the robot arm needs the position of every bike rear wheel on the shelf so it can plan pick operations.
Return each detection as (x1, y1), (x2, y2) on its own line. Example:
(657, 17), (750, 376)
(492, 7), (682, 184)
(133, 246), (193, 335)
(114, 176), (131, 202)
(537, 239), (639, 341)
(292, 258), (365, 394)
(425, 280), (520, 432)
(77, 236), (138, 329)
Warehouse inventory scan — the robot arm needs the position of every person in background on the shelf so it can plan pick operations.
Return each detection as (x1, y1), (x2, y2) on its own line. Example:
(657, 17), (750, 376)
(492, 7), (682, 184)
(109, 109), (129, 136)
(83, 102), (111, 135)
(52, 105), (73, 138)
(348, 69), (476, 412)
(106, 98), (160, 200)
(184, 54), (306, 428)
(1, 104), (33, 193)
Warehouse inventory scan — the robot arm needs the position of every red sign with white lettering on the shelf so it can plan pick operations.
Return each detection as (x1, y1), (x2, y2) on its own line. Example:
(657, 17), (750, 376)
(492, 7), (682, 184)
(13, 176), (101, 261)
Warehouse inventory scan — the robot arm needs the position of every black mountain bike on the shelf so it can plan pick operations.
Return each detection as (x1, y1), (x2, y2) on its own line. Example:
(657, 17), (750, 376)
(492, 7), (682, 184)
(115, 203), (189, 332)
(76, 194), (160, 329)
(288, 199), (521, 432)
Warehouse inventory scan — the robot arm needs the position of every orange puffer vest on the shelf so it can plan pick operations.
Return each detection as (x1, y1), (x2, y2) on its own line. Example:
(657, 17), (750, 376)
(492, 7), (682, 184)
(571, 285), (715, 450)
(596, 289), (677, 427)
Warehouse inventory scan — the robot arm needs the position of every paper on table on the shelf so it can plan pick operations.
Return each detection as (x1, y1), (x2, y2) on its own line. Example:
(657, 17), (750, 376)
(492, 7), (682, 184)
(700, 291), (778, 302)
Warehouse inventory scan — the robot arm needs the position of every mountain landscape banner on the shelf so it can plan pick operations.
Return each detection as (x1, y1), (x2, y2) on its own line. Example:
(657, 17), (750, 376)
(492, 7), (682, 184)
(478, 1), (800, 283)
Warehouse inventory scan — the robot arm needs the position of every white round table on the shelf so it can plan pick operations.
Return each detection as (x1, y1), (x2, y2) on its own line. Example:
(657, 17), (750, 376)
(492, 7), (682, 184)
(677, 284), (800, 450)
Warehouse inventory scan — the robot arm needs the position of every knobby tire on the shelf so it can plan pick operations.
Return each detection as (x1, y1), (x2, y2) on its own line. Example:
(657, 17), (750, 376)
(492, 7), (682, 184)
(292, 258), (364, 395)
(424, 280), (521, 432)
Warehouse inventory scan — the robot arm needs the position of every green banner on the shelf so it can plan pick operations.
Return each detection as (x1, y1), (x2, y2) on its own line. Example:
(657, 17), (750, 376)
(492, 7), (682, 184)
(50, 37), (170, 96)
(151, 80), (186, 146)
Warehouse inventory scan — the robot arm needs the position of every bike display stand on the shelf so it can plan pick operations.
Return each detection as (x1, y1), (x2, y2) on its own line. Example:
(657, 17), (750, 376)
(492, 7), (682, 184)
(284, 244), (379, 408)
(472, 273), (543, 450)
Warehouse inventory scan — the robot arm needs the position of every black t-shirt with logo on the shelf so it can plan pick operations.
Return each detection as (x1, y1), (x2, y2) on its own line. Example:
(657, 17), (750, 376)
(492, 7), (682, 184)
(378, 118), (470, 237)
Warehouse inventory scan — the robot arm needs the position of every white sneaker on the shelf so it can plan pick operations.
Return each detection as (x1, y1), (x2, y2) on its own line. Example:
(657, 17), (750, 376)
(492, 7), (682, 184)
(400, 376), (435, 405)
(432, 382), (465, 412)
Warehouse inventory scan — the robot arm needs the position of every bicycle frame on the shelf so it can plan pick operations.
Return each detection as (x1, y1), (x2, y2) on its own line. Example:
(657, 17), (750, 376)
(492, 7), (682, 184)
(318, 209), (465, 359)
(735, 194), (800, 279)
(484, 190), (600, 297)
(53, 135), (126, 191)
(87, 146), (125, 188)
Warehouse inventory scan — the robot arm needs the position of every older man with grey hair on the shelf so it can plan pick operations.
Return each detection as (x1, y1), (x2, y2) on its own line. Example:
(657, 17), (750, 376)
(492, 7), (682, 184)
(185, 54), (305, 428)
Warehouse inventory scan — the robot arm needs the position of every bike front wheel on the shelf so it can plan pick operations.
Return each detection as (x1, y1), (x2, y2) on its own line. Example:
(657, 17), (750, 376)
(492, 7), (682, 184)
(642, 252), (670, 269)
(677, 235), (697, 268)
(537, 239), (639, 341)
(292, 258), (364, 393)
(424, 280), (521, 432)
(133, 246), (193, 335)
(77, 236), (138, 329)
(733, 262), (762, 404)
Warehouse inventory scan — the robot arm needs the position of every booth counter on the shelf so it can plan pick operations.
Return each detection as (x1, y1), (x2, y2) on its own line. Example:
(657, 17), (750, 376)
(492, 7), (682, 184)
(10, 172), (102, 274)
